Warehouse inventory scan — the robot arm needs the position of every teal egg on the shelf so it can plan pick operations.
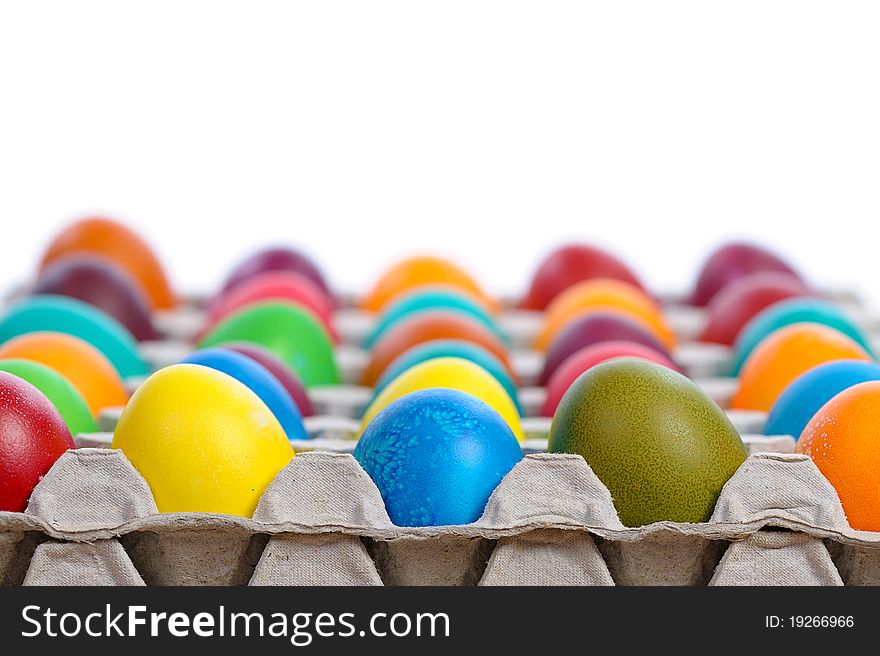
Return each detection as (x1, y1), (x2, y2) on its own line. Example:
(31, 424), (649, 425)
(0, 295), (147, 377)
(730, 298), (874, 375)
(363, 288), (508, 348)
(371, 339), (523, 415)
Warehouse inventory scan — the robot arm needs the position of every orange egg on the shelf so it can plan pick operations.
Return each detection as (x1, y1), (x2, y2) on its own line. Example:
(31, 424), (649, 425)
(361, 256), (496, 312)
(796, 381), (880, 531)
(0, 331), (128, 416)
(40, 217), (176, 310)
(360, 310), (513, 387)
(732, 323), (872, 411)
(535, 278), (674, 350)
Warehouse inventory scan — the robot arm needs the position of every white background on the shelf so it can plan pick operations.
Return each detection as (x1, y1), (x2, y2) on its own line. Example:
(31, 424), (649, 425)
(1, 2), (878, 304)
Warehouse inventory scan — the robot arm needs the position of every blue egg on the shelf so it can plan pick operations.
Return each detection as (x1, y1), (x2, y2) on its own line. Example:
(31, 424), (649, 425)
(180, 348), (308, 441)
(354, 388), (523, 526)
(731, 298), (874, 374)
(372, 339), (523, 415)
(765, 360), (880, 439)
(363, 288), (509, 348)
(0, 294), (147, 377)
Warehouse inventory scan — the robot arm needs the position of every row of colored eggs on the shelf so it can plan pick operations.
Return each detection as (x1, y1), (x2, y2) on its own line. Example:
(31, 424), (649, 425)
(1, 218), (880, 536)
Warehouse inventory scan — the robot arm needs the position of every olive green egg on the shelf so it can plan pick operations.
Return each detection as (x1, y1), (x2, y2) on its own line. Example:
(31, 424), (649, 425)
(548, 358), (747, 527)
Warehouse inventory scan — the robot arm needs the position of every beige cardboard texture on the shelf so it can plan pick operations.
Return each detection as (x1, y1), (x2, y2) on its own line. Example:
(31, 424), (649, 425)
(1, 448), (879, 586)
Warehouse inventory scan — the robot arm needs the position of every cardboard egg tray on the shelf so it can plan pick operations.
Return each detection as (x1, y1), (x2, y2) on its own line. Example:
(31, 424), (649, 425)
(3, 286), (879, 586)
(1, 447), (878, 586)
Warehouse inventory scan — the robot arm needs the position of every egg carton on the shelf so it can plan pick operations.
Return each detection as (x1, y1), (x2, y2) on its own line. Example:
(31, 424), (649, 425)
(1, 448), (878, 586)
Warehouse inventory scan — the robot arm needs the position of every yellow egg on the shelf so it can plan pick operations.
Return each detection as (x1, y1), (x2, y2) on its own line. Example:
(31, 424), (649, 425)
(112, 364), (295, 517)
(359, 357), (524, 441)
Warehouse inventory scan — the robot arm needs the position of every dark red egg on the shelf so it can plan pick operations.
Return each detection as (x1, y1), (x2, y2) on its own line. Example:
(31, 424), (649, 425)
(221, 246), (332, 303)
(690, 242), (803, 307)
(207, 271), (337, 342)
(521, 244), (643, 310)
(541, 342), (680, 416)
(32, 255), (159, 341)
(539, 311), (674, 385)
(698, 271), (814, 345)
(221, 342), (314, 416)
(0, 371), (74, 512)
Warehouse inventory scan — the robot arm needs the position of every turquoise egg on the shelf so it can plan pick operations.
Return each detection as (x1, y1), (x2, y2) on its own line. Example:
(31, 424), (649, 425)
(730, 298), (874, 374)
(363, 288), (508, 348)
(371, 339), (522, 415)
(765, 360), (880, 439)
(354, 388), (523, 526)
(0, 295), (147, 377)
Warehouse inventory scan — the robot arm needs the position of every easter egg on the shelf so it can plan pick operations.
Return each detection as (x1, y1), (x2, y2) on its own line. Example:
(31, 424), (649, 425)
(765, 361), (880, 439)
(354, 388), (522, 526)
(0, 295), (147, 377)
(221, 246), (332, 301)
(207, 271), (336, 341)
(690, 241), (802, 307)
(0, 360), (97, 436)
(361, 256), (496, 312)
(0, 371), (74, 512)
(200, 302), (339, 388)
(0, 332), (128, 416)
(373, 339), (522, 415)
(538, 310), (674, 385)
(360, 311), (512, 387)
(698, 271), (813, 345)
(360, 357), (524, 441)
(536, 278), (674, 350)
(732, 323), (872, 411)
(521, 243), (644, 310)
(32, 255), (159, 341)
(112, 364), (295, 516)
(364, 286), (507, 348)
(180, 348), (308, 441)
(549, 359), (747, 526)
(222, 343), (314, 416)
(731, 298), (874, 374)
(796, 381), (880, 531)
(541, 342), (680, 417)
(39, 216), (176, 310)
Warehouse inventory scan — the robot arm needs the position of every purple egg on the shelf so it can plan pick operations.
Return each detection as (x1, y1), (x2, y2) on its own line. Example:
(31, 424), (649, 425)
(32, 255), (159, 341)
(690, 242), (802, 307)
(539, 311), (675, 385)
(220, 246), (332, 303)
(221, 342), (314, 416)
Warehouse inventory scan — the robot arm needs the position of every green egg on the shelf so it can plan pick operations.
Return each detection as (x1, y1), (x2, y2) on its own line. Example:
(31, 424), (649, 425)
(364, 288), (508, 348)
(548, 358), (747, 527)
(0, 295), (147, 377)
(199, 301), (340, 388)
(0, 358), (98, 436)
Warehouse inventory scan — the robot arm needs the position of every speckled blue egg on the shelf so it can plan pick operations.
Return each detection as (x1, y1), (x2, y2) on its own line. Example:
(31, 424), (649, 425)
(354, 388), (523, 526)
(765, 360), (880, 439)
(180, 348), (308, 441)
(371, 339), (523, 415)
(731, 298), (874, 374)
(363, 288), (508, 348)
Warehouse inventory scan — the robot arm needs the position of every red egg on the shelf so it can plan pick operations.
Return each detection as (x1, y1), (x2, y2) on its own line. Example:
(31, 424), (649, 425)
(690, 242), (802, 307)
(206, 271), (337, 342)
(698, 271), (814, 345)
(521, 244), (643, 310)
(0, 371), (74, 512)
(541, 342), (680, 416)
(31, 254), (159, 341)
(221, 246), (332, 303)
(221, 342), (314, 416)
(539, 311), (673, 385)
